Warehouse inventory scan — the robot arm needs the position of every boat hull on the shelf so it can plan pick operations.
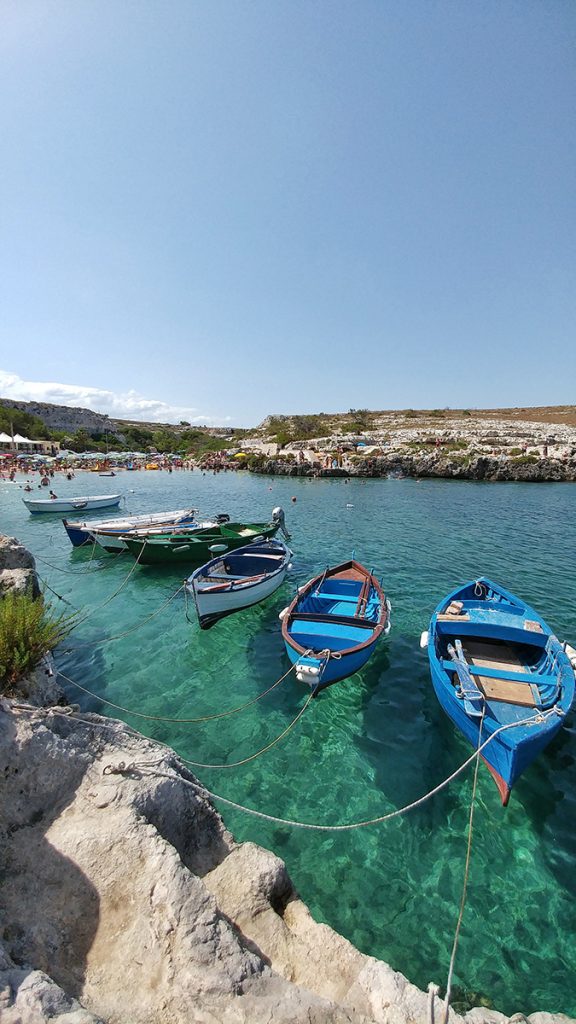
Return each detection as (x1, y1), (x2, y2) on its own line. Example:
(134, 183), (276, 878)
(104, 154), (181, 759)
(188, 541), (291, 629)
(63, 508), (199, 547)
(281, 560), (390, 692)
(427, 576), (575, 804)
(284, 635), (380, 690)
(123, 523), (279, 565)
(24, 494), (122, 514)
(428, 657), (566, 805)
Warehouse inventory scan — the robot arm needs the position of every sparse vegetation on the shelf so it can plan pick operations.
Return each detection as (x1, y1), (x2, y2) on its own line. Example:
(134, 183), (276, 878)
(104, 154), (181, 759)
(0, 403), (53, 440)
(443, 440), (469, 451)
(347, 408), (373, 431)
(0, 589), (76, 695)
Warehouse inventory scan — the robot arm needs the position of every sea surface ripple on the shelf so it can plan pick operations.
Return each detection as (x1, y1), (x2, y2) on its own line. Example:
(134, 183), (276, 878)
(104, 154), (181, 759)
(2, 469), (575, 1016)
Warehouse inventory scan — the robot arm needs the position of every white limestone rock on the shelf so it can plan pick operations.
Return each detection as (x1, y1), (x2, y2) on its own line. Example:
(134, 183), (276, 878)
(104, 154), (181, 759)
(0, 535), (39, 598)
(1, 704), (574, 1024)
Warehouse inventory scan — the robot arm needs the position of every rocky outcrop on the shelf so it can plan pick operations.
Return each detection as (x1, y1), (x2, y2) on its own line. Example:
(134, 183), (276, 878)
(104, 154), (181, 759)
(249, 454), (576, 482)
(1, 703), (574, 1024)
(244, 411), (576, 482)
(0, 398), (111, 436)
(0, 706), (424, 1024)
(0, 534), (40, 598)
(0, 941), (103, 1024)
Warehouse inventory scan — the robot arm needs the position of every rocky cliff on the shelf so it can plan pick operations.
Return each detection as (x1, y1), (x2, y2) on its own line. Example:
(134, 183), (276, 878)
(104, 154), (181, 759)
(0, 398), (111, 436)
(250, 453), (576, 482)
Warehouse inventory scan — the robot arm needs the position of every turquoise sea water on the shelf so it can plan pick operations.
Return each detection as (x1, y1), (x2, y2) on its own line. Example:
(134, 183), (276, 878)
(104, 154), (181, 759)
(2, 469), (575, 1016)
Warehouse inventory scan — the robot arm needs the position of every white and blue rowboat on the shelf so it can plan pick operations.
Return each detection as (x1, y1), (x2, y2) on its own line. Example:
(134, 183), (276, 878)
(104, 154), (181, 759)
(89, 513), (228, 553)
(62, 507), (201, 548)
(423, 577), (576, 806)
(24, 494), (122, 515)
(281, 560), (391, 693)
(186, 539), (292, 630)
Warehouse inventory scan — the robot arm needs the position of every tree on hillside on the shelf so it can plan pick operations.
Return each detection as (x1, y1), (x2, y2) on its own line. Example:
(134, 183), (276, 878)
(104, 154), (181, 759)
(122, 426), (154, 449)
(348, 408), (373, 431)
(0, 404), (51, 440)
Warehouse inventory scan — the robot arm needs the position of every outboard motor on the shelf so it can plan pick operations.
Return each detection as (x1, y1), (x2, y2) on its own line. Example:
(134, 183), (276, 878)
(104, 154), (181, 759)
(215, 513), (230, 524)
(272, 506), (291, 540)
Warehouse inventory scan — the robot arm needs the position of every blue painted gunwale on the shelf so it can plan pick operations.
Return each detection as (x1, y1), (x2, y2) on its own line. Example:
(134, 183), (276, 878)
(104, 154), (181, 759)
(427, 576), (575, 805)
(63, 510), (199, 547)
(186, 539), (292, 629)
(282, 559), (390, 692)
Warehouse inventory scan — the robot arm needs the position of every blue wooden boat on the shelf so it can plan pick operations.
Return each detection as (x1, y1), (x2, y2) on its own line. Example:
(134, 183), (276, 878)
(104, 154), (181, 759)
(424, 577), (575, 805)
(281, 560), (391, 692)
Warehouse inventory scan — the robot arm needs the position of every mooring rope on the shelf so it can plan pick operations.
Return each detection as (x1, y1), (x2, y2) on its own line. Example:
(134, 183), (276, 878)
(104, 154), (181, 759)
(35, 549), (125, 575)
(57, 660), (299, 721)
(38, 577), (80, 609)
(86, 541), (146, 605)
(175, 686), (317, 768)
(9, 690), (315, 771)
(63, 541), (148, 630)
(8, 702), (558, 830)
(61, 585), (185, 649)
(441, 705), (486, 1024)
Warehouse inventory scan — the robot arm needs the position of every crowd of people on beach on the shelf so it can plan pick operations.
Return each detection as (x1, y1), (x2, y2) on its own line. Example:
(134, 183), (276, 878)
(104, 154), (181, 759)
(0, 451), (243, 486)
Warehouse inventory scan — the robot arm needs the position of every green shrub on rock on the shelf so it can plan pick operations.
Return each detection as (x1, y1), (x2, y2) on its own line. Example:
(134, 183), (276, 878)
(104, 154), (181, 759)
(0, 589), (75, 695)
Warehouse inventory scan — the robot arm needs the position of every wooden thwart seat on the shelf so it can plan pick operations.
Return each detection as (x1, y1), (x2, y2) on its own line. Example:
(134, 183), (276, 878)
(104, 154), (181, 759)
(462, 639), (538, 707)
(476, 678), (538, 707)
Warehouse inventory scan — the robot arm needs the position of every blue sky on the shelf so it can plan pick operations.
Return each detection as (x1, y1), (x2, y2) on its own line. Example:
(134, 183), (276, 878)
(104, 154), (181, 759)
(1, 1), (574, 426)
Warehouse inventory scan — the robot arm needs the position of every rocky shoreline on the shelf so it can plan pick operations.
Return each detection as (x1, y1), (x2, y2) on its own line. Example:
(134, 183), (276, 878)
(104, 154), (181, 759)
(241, 413), (576, 482)
(1, 537), (575, 1024)
(249, 453), (576, 482)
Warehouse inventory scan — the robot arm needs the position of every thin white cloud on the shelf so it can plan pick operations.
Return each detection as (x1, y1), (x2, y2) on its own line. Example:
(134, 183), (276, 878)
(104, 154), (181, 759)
(0, 370), (230, 425)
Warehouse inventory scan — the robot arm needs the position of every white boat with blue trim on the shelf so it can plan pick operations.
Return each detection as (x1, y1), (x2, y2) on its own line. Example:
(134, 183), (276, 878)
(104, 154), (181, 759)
(186, 539), (292, 630)
(63, 507), (200, 547)
(24, 494), (122, 515)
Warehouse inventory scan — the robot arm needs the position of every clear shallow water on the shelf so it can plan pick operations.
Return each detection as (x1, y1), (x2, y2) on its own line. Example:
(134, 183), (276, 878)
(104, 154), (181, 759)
(2, 469), (576, 1016)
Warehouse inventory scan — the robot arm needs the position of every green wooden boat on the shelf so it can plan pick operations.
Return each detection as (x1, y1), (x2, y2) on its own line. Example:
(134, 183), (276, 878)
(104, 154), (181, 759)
(121, 521), (281, 565)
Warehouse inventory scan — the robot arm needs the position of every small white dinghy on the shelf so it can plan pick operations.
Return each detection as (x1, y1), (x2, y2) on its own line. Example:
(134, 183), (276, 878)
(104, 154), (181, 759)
(186, 539), (292, 630)
(23, 494), (122, 514)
